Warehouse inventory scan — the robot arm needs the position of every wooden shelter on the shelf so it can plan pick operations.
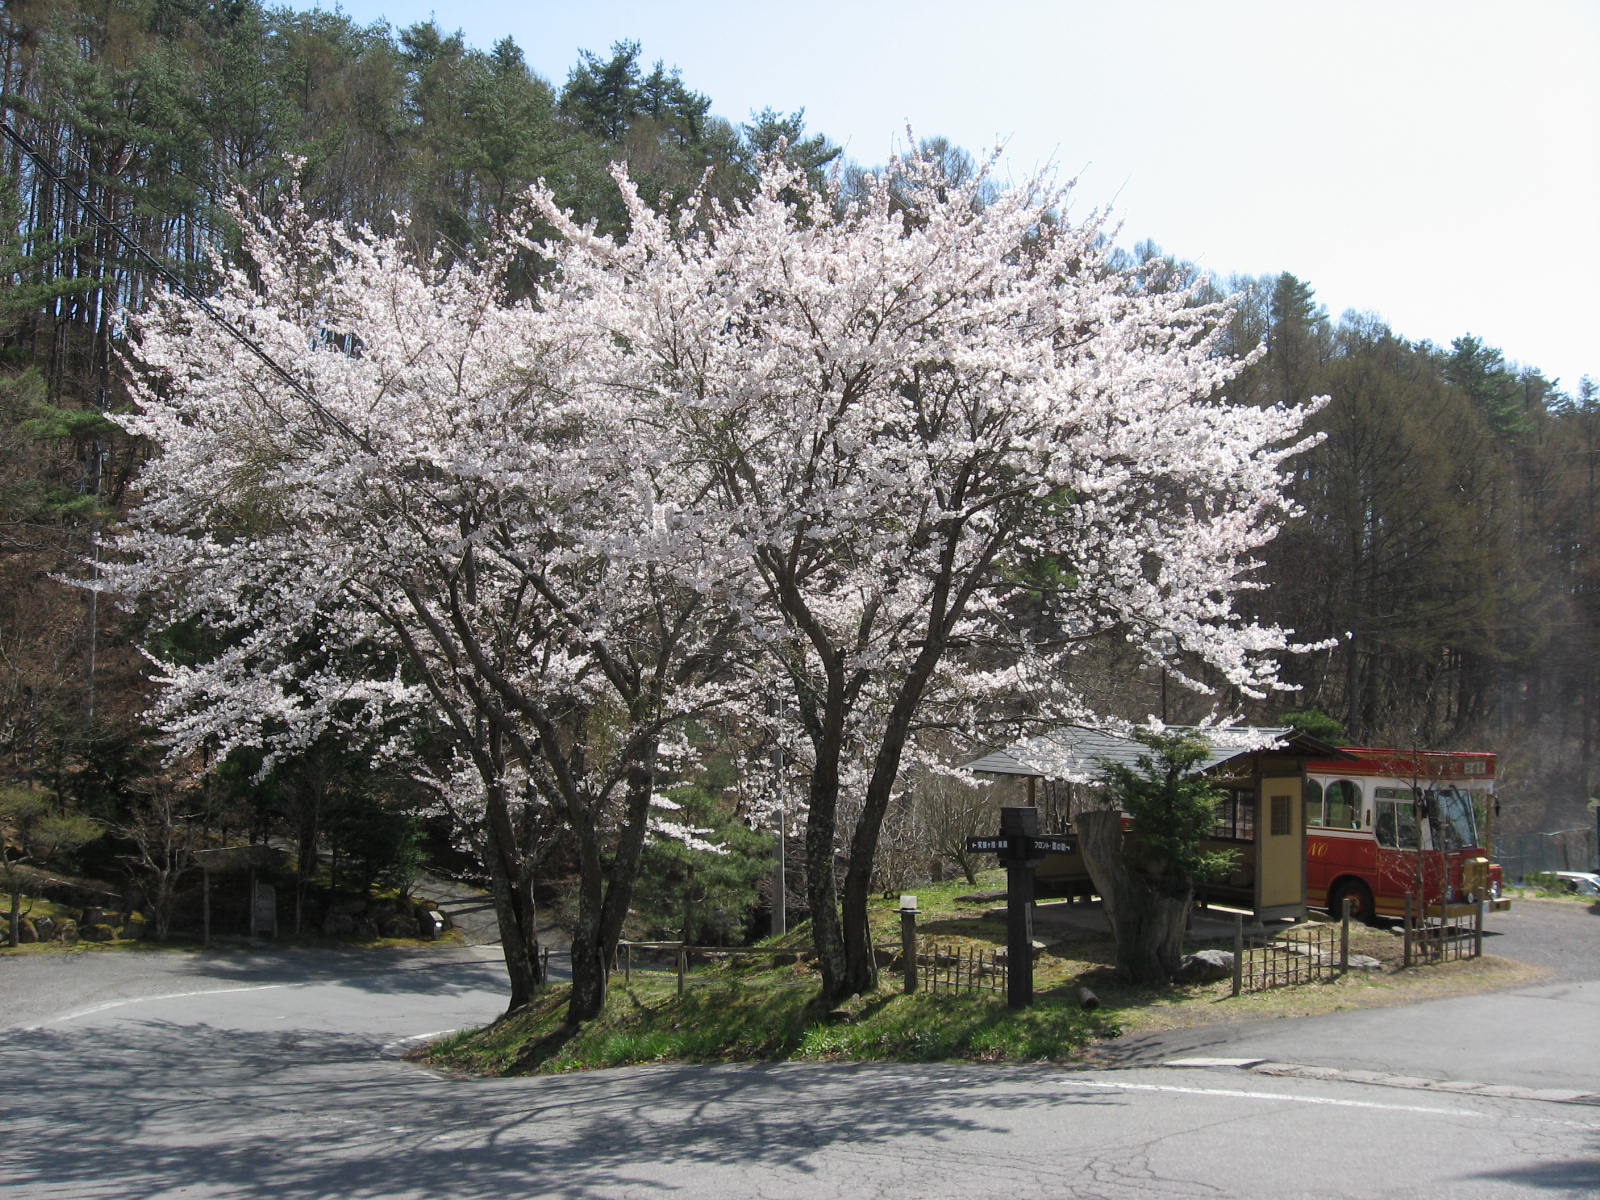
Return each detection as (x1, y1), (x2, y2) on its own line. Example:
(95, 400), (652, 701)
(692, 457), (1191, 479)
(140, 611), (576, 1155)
(964, 726), (1350, 922)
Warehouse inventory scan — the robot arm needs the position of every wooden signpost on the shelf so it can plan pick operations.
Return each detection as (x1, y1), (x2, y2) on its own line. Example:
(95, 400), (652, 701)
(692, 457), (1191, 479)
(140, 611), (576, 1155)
(965, 806), (1076, 1008)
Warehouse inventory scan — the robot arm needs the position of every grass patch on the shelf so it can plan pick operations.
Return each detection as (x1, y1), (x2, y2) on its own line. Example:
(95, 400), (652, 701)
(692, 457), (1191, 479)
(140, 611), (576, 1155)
(424, 872), (1546, 1076)
(420, 962), (1119, 1076)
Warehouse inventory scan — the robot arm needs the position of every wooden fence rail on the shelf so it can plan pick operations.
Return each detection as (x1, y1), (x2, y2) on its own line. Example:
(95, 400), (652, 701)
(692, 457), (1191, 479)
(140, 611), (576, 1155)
(612, 940), (818, 994)
(916, 941), (1007, 997)
(1232, 920), (1339, 994)
(1403, 897), (1484, 966)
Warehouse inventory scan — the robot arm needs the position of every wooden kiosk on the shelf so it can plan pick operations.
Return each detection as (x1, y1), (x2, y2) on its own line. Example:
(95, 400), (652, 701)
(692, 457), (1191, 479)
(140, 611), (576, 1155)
(964, 726), (1349, 922)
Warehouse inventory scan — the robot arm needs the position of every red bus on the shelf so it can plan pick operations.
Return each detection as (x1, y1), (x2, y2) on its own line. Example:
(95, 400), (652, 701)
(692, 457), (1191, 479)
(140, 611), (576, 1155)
(1304, 747), (1505, 921)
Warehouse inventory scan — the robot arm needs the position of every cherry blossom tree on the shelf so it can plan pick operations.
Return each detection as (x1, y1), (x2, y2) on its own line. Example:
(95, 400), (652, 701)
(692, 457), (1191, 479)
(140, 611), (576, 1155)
(113, 143), (1323, 1016)
(528, 148), (1324, 1001)
(108, 188), (737, 1020)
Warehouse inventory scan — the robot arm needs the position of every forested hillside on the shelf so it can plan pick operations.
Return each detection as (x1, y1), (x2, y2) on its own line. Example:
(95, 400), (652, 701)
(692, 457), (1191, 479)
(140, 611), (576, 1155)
(3, 0), (1595, 876)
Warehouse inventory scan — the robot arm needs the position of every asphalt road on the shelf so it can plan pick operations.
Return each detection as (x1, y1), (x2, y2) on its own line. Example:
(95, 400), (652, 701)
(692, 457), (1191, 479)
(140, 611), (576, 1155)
(1, 901), (1597, 1199)
(1102, 897), (1600, 1092)
(1478, 895), (1600, 979)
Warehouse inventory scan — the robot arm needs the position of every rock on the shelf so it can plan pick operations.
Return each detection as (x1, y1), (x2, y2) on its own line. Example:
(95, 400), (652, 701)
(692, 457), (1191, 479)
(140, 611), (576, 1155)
(1177, 949), (1236, 982)
(379, 915), (413, 939)
(81, 907), (110, 926)
(322, 912), (357, 937)
(80, 923), (118, 942)
(1345, 953), (1382, 970)
(994, 940), (1048, 962)
(56, 919), (79, 944)
(32, 916), (55, 941)
(16, 917), (37, 943)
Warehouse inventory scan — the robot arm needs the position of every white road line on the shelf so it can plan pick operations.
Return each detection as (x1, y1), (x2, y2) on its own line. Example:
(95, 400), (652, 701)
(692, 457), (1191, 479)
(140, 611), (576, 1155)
(1072, 1078), (1487, 1117)
(20, 983), (291, 1030)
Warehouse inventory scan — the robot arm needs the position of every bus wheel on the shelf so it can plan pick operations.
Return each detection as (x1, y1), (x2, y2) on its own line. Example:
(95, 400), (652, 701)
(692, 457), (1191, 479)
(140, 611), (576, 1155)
(1330, 879), (1376, 925)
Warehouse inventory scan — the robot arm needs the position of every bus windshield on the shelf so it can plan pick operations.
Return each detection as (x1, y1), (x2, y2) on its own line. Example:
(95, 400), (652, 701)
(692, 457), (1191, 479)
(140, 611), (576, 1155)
(1426, 787), (1479, 851)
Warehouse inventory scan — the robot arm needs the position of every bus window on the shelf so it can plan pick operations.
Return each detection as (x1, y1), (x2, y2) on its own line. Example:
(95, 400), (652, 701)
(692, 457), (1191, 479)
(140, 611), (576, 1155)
(1304, 778), (1324, 827)
(1374, 787), (1420, 849)
(1325, 779), (1362, 829)
(1426, 788), (1478, 851)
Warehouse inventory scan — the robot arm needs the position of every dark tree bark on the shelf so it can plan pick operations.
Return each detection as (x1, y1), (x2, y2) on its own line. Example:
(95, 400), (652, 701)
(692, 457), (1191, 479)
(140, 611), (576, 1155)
(1076, 807), (1190, 985)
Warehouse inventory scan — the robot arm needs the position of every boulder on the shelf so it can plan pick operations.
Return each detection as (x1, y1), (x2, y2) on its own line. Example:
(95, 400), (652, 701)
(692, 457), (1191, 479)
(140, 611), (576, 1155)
(32, 915), (56, 941)
(994, 940), (1048, 963)
(80, 922), (118, 942)
(1177, 949), (1236, 982)
(379, 915), (414, 939)
(321, 912), (357, 937)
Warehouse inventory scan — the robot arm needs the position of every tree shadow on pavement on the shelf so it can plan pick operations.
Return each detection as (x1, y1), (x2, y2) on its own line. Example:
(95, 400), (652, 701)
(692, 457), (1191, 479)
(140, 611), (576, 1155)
(154, 944), (521, 999)
(2, 1020), (1123, 1199)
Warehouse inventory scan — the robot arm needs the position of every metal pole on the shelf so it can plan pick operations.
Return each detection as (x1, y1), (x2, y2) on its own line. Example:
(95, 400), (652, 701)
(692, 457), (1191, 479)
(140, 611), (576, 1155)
(1232, 914), (1244, 996)
(901, 905), (918, 994)
(1340, 897), (1351, 972)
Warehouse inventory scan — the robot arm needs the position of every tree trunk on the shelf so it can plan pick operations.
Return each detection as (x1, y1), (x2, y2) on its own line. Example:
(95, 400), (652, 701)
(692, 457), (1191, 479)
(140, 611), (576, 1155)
(838, 856), (878, 998)
(835, 663), (940, 1000)
(803, 759), (848, 1002)
(481, 783), (543, 1012)
(566, 870), (608, 1025)
(566, 755), (659, 1027)
(1076, 808), (1190, 984)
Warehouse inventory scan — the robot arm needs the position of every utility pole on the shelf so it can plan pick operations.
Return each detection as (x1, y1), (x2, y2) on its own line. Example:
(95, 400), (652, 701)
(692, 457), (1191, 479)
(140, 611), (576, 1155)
(771, 732), (787, 936)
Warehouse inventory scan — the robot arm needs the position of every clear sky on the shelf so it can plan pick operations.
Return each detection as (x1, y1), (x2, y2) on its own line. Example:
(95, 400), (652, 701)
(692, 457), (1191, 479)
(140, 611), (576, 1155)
(326, 0), (1597, 391)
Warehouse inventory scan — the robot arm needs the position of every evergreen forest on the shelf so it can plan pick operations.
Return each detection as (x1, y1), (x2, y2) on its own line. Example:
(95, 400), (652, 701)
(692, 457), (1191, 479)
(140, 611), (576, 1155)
(3, 0), (1596, 916)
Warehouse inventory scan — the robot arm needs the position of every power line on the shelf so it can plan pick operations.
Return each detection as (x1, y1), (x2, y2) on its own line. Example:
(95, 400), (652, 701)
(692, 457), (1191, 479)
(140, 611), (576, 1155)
(0, 116), (371, 452)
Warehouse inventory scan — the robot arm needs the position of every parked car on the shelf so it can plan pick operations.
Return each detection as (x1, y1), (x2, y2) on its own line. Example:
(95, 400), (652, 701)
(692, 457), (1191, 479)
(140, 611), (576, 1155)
(1548, 870), (1600, 896)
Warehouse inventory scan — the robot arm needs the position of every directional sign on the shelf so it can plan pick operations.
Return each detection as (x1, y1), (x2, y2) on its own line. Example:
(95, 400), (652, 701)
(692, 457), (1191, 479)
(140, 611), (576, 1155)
(966, 836), (1013, 853)
(965, 834), (1075, 855)
(1029, 836), (1075, 855)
